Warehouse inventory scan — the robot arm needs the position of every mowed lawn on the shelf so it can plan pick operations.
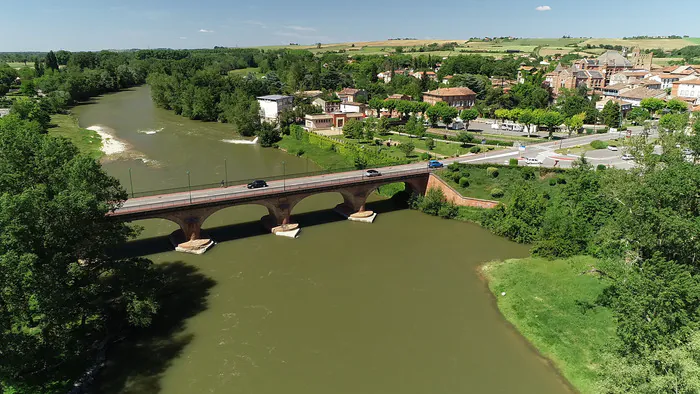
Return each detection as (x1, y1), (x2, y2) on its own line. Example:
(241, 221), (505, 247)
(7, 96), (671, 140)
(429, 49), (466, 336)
(436, 164), (565, 201)
(481, 256), (617, 394)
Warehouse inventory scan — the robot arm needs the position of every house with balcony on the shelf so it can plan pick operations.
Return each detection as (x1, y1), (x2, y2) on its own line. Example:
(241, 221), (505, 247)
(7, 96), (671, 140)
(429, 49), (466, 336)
(671, 78), (700, 105)
(337, 88), (367, 103)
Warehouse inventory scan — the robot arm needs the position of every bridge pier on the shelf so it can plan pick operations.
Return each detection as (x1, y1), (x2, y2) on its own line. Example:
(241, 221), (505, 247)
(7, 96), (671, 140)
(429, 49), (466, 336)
(261, 198), (301, 238)
(161, 207), (218, 254)
(335, 187), (377, 223)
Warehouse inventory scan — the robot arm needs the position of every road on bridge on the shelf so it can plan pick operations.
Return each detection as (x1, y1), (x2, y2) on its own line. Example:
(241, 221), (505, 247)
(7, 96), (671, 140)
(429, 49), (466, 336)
(115, 131), (636, 214)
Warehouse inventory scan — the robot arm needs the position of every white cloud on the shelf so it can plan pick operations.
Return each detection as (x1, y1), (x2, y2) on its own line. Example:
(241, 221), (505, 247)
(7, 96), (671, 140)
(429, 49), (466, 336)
(199, 29), (214, 33)
(244, 20), (267, 29)
(285, 25), (316, 32)
(535, 5), (551, 11)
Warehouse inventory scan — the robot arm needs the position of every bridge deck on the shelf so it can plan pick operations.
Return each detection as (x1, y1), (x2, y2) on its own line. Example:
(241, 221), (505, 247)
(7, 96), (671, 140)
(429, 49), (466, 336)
(110, 164), (433, 219)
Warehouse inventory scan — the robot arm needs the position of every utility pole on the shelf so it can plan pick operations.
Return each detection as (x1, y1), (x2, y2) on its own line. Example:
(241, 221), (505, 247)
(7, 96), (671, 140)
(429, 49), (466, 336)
(282, 161), (286, 191)
(128, 168), (134, 198)
(187, 171), (192, 204)
(224, 158), (228, 187)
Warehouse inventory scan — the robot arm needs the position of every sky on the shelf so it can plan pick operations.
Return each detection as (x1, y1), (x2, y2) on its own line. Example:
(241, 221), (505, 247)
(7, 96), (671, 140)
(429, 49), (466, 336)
(2, 0), (699, 52)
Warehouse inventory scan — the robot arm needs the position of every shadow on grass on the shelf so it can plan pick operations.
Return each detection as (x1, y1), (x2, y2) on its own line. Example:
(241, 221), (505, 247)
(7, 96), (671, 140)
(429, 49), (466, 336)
(95, 262), (216, 394)
(119, 197), (408, 257)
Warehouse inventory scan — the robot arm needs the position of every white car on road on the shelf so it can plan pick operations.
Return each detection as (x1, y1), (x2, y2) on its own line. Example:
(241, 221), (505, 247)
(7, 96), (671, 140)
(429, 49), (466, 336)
(621, 154), (634, 161)
(607, 145), (619, 151)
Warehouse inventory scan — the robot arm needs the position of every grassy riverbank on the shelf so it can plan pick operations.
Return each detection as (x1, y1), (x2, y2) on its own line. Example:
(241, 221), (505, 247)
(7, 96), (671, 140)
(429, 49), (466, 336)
(481, 256), (617, 394)
(49, 113), (103, 160)
(277, 134), (355, 170)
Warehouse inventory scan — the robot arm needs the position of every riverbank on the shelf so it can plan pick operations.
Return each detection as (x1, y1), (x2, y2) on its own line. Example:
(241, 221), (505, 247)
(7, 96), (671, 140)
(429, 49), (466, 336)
(49, 114), (103, 160)
(480, 256), (617, 394)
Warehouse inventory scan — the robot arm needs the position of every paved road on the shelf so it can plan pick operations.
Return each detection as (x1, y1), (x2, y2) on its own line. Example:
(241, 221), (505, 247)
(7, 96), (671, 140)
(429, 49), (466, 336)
(115, 132), (640, 214)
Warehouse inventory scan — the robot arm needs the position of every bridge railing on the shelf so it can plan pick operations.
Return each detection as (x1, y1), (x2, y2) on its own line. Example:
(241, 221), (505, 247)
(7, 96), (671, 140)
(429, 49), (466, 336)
(114, 167), (431, 216)
(130, 161), (412, 199)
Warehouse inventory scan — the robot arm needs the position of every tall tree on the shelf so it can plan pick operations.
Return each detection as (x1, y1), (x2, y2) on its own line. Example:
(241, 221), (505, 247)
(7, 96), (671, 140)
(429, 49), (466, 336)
(601, 100), (622, 129)
(45, 50), (59, 71)
(0, 117), (161, 391)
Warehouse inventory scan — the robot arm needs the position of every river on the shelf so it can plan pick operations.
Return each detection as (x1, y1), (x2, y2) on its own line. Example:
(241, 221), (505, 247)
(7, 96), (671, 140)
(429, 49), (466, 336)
(76, 86), (571, 394)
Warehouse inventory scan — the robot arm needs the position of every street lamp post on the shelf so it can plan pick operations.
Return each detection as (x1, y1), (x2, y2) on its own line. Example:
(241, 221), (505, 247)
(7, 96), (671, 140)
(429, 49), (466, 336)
(224, 158), (228, 187)
(282, 161), (286, 191)
(187, 171), (192, 204)
(128, 168), (134, 198)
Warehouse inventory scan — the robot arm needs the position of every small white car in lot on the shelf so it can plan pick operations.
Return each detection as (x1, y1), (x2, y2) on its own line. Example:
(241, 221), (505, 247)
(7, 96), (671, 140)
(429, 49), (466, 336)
(525, 157), (543, 165)
(621, 154), (634, 161)
(607, 145), (619, 151)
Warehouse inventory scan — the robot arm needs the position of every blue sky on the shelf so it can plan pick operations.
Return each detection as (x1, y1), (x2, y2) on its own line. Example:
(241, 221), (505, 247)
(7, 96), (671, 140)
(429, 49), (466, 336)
(3, 0), (699, 51)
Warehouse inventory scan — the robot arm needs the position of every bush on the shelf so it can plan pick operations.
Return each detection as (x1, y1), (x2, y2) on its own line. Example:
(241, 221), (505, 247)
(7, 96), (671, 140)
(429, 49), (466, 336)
(451, 172), (462, 182)
(590, 140), (608, 149)
(420, 152), (430, 160)
(549, 178), (558, 186)
(597, 128), (609, 134)
(487, 167), (499, 178)
(438, 203), (459, 219)
(470, 146), (481, 153)
(556, 176), (567, 184)
(597, 164), (607, 171)
(509, 158), (519, 166)
(487, 146), (494, 151)
(296, 149), (305, 157)
(522, 167), (535, 180)
(459, 177), (470, 188)
(491, 188), (504, 198)
(447, 162), (461, 172)
(459, 171), (470, 179)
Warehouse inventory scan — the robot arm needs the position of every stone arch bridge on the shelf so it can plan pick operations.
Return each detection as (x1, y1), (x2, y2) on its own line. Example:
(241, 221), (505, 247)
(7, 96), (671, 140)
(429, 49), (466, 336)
(109, 167), (432, 243)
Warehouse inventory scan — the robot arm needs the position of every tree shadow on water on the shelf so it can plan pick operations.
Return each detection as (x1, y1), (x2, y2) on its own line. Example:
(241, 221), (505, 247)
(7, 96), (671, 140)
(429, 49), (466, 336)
(94, 261), (216, 394)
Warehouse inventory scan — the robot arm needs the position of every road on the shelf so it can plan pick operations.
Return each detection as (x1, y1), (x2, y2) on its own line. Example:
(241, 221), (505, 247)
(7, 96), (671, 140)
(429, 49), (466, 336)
(115, 131), (640, 214)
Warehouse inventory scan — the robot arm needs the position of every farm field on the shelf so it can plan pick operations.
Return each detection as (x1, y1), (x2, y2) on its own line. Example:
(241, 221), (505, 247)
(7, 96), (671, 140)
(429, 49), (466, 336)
(581, 38), (695, 50)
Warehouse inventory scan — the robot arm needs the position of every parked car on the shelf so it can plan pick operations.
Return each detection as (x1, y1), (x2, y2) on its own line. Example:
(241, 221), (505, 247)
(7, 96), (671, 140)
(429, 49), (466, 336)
(364, 169), (381, 177)
(525, 157), (543, 165)
(247, 180), (268, 189)
(428, 160), (444, 168)
(607, 145), (619, 151)
(621, 154), (635, 161)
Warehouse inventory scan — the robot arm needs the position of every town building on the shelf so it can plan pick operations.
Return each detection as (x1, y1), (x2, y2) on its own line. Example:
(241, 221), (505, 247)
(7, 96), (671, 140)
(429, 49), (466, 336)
(257, 95), (294, 121)
(304, 112), (364, 130)
(298, 90), (323, 100)
(412, 71), (437, 81)
(387, 93), (412, 101)
(337, 88), (367, 103)
(312, 97), (341, 113)
(517, 66), (536, 84)
(608, 70), (652, 85)
(572, 50), (634, 86)
(596, 97), (632, 116)
(340, 102), (368, 115)
(617, 87), (667, 107)
(441, 75), (453, 84)
(422, 87), (476, 109)
(671, 78), (700, 104)
(545, 64), (604, 95)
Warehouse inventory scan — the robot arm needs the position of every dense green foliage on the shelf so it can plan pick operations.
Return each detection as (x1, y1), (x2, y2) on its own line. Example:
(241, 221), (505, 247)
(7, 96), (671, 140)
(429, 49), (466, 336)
(0, 116), (161, 392)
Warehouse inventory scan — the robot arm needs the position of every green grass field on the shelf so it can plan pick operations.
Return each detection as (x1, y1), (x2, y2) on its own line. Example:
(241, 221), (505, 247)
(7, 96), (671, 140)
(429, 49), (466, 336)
(685, 37), (700, 44)
(49, 114), (103, 160)
(437, 164), (564, 201)
(228, 67), (261, 76)
(277, 134), (354, 170)
(481, 256), (617, 394)
(5, 62), (31, 69)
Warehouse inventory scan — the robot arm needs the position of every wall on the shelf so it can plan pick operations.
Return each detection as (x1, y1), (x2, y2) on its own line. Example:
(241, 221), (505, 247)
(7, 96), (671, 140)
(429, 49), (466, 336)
(426, 174), (499, 209)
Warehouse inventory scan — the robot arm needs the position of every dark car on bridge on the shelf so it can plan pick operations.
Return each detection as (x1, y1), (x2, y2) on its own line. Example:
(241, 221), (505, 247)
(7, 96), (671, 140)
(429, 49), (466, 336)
(427, 160), (444, 168)
(247, 180), (268, 189)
